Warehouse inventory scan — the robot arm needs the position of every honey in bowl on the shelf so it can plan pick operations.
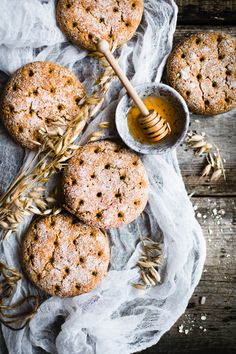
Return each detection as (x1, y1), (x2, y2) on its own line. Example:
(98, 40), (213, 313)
(127, 95), (178, 145)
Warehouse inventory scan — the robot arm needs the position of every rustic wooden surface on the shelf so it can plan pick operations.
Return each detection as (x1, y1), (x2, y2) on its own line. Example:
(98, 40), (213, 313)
(177, 0), (236, 25)
(141, 1), (236, 353)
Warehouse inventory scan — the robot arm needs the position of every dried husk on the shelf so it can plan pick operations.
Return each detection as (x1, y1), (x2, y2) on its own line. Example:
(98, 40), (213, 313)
(0, 262), (40, 330)
(186, 132), (225, 182)
(134, 229), (162, 289)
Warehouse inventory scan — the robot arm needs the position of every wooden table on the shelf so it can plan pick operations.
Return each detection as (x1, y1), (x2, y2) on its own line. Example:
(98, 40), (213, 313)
(141, 1), (236, 353)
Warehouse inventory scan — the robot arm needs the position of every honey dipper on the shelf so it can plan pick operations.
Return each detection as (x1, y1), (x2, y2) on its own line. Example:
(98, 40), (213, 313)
(97, 40), (171, 142)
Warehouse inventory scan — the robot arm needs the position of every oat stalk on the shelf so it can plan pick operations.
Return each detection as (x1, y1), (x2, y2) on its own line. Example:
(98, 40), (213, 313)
(132, 226), (162, 290)
(0, 261), (40, 330)
(186, 131), (225, 181)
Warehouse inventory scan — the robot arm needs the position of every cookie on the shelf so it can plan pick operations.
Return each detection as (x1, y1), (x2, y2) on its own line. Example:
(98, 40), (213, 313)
(1, 61), (85, 149)
(63, 140), (149, 228)
(56, 0), (144, 51)
(22, 213), (110, 297)
(166, 32), (236, 115)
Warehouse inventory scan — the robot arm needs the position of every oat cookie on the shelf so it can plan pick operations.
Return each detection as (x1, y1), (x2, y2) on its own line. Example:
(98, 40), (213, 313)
(56, 0), (144, 51)
(22, 213), (110, 297)
(167, 32), (236, 115)
(63, 140), (149, 228)
(1, 61), (85, 149)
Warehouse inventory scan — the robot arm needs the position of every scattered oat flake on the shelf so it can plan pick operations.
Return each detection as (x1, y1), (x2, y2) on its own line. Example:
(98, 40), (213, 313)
(184, 329), (189, 335)
(196, 212), (202, 218)
(201, 315), (207, 321)
(200, 296), (206, 305)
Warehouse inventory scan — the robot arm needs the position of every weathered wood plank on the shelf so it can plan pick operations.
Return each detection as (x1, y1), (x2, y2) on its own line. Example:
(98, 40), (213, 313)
(181, 166), (236, 196)
(177, 111), (236, 196)
(176, 0), (236, 25)
(173, 25), (236, 46)
(141, 196), (236, 353)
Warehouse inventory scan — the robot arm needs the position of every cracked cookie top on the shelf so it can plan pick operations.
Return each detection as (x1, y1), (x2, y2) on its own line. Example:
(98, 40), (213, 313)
(63, 140), (149, 228)
(1, 61), (85, 149)
(166, 32), (236, 115)
(22, 213), (110, 297)
(56, 0), (144, 51)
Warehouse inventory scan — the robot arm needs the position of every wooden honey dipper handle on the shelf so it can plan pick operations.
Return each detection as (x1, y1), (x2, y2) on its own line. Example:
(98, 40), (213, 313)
(97, 40), (150, 117)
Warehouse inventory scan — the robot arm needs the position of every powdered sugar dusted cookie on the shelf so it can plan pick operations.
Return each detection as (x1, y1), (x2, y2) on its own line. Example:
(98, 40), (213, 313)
(167, 32), (236, 115)
(63, 140), (149, 228)
(1, 61), (85, 149)
(22, 213), (110, 297)
(56, 0), (144, 50)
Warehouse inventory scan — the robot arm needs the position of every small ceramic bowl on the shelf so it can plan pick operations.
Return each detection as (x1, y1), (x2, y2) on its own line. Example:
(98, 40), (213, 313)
(115, 82), (189, 154)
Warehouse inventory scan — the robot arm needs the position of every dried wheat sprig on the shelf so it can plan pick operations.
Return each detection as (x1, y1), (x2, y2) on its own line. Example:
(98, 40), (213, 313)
(0, 148), (63, 235)
(132, 226), (162, 290)
(0, 145), (78, 236)
(186, 132), (225, 181)
(0, 261), (40, 331)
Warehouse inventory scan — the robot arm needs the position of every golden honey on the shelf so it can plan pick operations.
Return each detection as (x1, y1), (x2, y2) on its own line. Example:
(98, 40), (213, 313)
(127, 95), (178, 144)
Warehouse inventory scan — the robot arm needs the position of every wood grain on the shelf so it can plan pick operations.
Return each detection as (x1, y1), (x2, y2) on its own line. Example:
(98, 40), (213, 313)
(173, 25), (236, 46)
(176, 0), (236, 25)
(142, 197), (236, 354)
(177, 111), (236, 196)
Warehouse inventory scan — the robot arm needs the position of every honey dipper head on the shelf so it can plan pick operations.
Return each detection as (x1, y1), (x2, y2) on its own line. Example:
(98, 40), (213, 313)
(115, 82), (190, 155)
(138, 110), (170, 142)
